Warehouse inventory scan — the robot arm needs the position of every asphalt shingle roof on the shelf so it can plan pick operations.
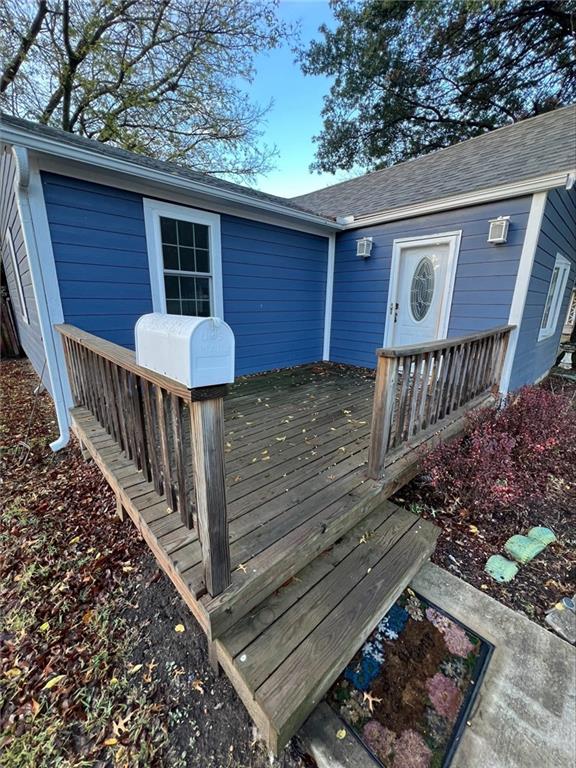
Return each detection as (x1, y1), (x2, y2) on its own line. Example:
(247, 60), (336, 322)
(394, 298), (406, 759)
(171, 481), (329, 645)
(292, 105), (576, 220)
(0, 112), (320, 219)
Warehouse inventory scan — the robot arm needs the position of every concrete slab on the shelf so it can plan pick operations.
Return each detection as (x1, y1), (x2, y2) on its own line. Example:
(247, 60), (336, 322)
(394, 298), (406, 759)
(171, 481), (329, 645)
(298, 562), (576, 768)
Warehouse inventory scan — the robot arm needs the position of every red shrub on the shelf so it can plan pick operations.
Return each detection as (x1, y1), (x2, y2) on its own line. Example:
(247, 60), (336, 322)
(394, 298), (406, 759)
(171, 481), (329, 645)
(422, 386), (576, 517)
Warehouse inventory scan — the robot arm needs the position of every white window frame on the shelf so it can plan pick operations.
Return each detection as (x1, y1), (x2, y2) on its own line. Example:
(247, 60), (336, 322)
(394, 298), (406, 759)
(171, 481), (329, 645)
(384, 230), (462, 347)
(538, 252), (571, 342)
(143, 198), (224, 319)
(4, 226), (29, 324)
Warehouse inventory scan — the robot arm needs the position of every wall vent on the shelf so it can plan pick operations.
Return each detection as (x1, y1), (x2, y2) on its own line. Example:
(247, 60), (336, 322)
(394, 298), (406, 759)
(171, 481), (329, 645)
(488, 216), (510, 244)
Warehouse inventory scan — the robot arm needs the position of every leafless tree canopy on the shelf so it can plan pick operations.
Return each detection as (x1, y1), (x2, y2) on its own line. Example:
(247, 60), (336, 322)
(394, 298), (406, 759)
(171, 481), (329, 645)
(0, 0), (289, 179)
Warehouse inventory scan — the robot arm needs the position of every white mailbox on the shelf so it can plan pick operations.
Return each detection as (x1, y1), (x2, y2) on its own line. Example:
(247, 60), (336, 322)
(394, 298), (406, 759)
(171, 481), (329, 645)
(135, 313), (235, 389)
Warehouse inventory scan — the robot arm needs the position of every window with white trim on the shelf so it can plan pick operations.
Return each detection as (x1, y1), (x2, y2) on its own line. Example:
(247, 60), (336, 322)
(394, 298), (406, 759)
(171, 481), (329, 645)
(538, 253), (571, 341)
(143, 199), (223, 319)
(3, 226), (29, 324)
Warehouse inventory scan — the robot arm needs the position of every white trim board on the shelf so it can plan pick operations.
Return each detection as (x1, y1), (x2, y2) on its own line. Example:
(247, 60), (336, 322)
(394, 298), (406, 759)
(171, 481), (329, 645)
(383, 230), (462, 347)
(11, 146), (73, 450)
(323, 234), (336, 360)
(34, 154), (337, 238)
(345, 171), (572, 230)
(499, 191), (548, 394)
(0, 120), (339, 233)
(143, 198), (224, 320)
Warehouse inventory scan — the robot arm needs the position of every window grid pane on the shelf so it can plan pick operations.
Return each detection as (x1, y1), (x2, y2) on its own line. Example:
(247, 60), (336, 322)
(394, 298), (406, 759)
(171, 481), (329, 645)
(163, 274), (212, 316)
(160, 215), (212, 316)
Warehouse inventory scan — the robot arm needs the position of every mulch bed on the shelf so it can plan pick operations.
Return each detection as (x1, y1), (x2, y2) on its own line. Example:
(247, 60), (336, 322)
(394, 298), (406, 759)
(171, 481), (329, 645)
(392, 375), (576, 632)
(0, 358), (306, 768)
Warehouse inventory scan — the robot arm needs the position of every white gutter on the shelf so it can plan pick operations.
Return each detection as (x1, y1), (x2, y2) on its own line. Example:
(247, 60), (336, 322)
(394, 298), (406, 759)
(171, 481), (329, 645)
(1, 120), (341, 233)
(11, 145), (72, 451)
(341, 171), (573, 230)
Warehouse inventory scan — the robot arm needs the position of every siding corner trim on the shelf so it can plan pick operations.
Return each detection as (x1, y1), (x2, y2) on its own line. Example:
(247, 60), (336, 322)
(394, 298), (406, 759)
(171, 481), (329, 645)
(499, 191), (548, 393)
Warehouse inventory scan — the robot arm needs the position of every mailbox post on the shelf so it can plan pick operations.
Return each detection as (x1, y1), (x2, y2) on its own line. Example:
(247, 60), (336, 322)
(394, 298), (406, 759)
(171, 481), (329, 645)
(135, 314), (235, 596)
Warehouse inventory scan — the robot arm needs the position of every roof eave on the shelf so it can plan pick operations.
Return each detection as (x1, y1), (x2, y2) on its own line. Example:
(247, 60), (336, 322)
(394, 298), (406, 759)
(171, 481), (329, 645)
(0, 121), (341, 233)
(340, 170), (574, 230)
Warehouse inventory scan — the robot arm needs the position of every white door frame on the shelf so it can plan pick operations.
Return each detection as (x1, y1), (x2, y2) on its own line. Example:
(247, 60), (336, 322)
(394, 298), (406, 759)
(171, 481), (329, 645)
(383, 230), (462, 347)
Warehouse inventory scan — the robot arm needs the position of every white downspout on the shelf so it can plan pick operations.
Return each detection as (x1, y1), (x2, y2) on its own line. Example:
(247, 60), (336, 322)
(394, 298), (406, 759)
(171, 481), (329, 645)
(12, 145), (71, 450)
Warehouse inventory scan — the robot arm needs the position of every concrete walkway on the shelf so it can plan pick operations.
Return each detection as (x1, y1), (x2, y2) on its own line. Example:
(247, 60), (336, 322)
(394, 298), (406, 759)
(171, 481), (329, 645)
(299, 563), (576, 768)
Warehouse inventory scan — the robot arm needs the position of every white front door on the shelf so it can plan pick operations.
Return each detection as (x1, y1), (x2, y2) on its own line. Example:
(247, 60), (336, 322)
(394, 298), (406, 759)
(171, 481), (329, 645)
(386, 233), (461, 347)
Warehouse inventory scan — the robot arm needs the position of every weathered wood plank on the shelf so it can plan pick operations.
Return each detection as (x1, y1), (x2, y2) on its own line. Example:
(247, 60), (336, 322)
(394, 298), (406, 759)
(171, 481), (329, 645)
(190, 397), (231, 597)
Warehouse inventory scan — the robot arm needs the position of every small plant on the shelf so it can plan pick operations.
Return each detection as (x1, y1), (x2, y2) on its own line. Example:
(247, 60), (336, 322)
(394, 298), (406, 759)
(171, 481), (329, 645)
(422, 385), (576, 519)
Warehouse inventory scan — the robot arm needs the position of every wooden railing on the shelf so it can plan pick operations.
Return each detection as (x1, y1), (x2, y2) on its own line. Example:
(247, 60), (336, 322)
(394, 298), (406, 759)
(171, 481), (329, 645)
(368, 325), (515, 479)
(56, 324), (231, 597)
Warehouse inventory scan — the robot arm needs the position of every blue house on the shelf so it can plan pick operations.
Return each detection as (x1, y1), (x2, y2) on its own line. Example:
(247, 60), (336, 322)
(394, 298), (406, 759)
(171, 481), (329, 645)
(1, 106), (575, 450)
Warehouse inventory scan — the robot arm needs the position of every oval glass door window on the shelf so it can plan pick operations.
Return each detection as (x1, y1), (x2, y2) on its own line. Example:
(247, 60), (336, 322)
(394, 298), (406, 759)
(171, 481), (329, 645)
(410, 257), (435, 321)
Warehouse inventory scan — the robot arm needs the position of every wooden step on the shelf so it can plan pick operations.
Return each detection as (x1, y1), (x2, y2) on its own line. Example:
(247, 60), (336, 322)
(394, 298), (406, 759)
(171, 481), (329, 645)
(215, 500), (439, 753)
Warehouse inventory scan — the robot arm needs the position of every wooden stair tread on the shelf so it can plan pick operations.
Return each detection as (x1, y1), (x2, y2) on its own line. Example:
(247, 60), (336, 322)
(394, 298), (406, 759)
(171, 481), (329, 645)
(215, 501), (438, 752)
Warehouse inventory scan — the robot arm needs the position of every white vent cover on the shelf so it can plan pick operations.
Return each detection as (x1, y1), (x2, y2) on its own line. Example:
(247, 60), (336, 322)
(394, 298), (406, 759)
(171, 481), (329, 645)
(488, 216), (510, 244)
(356, 236), (373, 258)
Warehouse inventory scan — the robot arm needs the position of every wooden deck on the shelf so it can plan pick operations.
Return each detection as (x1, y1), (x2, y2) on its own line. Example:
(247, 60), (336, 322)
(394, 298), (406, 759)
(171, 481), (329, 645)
(60, 321), (514, 754)
(72, 365), (388, 628)
(70, 363), (471, 751)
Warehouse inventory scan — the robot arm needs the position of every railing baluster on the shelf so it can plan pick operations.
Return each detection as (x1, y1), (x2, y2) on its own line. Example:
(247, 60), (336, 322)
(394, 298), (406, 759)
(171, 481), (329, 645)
(171, 394), (191, 527)
(155, 385), (177, 512)
(141, 380), (162, 492)
(111, 363), (128, 455)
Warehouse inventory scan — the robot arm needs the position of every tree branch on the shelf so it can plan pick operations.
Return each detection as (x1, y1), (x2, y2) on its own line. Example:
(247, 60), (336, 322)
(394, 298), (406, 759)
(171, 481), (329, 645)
(1, 0), (48, 94)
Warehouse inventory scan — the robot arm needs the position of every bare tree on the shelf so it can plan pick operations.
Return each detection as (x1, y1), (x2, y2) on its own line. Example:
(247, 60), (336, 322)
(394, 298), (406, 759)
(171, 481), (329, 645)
(0, 0), (290, 179)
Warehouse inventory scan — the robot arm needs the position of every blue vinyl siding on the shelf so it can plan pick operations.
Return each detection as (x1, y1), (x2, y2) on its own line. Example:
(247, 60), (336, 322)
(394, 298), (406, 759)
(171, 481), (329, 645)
(42, 174), (152, 349)
(330, 197), (531, 368)
(41, 173), (328, 375)
(509, 188), (576, 390)
(0, 148), (49, 389)
(221, 216), (327, 374)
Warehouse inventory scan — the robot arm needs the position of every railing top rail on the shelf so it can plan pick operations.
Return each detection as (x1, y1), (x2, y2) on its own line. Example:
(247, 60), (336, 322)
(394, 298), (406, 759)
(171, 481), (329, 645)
(376, 324), (516, 359)
(55, 323), (193, 399)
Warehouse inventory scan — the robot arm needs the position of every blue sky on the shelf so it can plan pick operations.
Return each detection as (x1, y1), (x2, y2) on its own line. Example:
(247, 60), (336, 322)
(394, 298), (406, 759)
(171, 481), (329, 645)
(250, 0), (345, 198)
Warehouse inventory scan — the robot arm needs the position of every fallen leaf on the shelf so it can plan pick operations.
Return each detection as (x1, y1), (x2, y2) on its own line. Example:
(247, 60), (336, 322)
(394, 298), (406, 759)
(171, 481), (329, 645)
(128, 664), (143, 675)
(82, 610), (93, 624)
(104, 738), (118, 747)
(69, 536), (80, 545)
(192, 679), (205, 694)
(30, 699), (41, 716)
(469, 525), (479, 534)
(175, 624), (185, 633)
(362, 691), (382, 713)
(43, 675), (65, 690)
(39, 621), (50, 632)
(336, 728), (347, 740)
(6, 668), (21, 679)
(275, 436), (286, 442)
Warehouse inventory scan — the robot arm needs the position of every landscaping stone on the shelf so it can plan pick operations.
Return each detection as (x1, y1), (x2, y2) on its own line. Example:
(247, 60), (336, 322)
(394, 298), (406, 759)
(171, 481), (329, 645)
(527, 526), (556, 546)
(504, 534), (546, 564)
(484, 554), (518, 582)
(545, 607), (576, 644)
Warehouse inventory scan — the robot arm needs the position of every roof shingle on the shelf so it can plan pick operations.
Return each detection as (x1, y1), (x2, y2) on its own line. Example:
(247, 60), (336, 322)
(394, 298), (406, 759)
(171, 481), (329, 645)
(292, 106), (576, 219)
